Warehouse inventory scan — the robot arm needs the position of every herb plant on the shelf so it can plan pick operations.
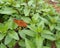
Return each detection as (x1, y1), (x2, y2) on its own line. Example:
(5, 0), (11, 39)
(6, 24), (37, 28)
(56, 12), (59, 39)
(0, 0), (60, 48)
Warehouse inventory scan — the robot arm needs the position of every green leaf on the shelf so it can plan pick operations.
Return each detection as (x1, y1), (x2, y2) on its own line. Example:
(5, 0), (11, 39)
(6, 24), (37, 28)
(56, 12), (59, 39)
(28, 0), (33, 6)
(37, 21), (44, 27)
(0, 18), (18, 33)
(0, 7), (16, 15)
(41, 34), (56, 41)
(13, 3), (20, 7)
(55, 26), (60, 31)
(3, 22), (10, 33)
(36, 35), (44, 48)
(21, 17), (31, 23)
(4, 35), (12, 45)
(25, 38), (35, 48)
(20, 30), (35, 37)
(18, 40), (25, 47)
(0, 0), (59, 48)
(25, 38), (31, 48)
(0, 24), (4, 33)
(49, 24), (55, 31)
(0, 43), (7, 48)
(8, 30), (19, 40)
(0, 18), (13, 33)
(24, 7), (30, 16)
(0, 33), (5, 41)
(36, 21), (44, 32)
(42, 30), (53, 35)
(7, 18), (18, 29)
(56, 31), (60, 40)
(27, 24), (37, 32)
(19, 30), (26, 39)
(8, 39), (16, 48)
(39, 16), (49, 24)
(32, 13), (40, 23)
(56, 40), (60, 48)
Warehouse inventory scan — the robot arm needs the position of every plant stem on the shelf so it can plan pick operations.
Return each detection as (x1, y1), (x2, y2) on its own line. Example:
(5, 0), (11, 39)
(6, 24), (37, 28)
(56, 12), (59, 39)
(36, 0), (38, 8)
(51, 29), (56, 48)
(51, 41), (56, 48)
(25, 0), (28, 6)
(35, 0), (38, 13)
(12, 7), (21, 15)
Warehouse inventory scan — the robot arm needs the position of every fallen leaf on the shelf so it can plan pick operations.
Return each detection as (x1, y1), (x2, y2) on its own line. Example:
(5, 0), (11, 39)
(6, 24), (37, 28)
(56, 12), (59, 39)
(13, 19), (27, 27)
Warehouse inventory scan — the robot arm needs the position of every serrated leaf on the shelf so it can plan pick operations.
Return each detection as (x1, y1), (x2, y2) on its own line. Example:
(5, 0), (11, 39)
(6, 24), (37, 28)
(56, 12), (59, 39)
(0, 18), (18, 33)
(56, 31), (60, 40)
(25, 38), (35, 48)
(36, 35), (44, 48)
(49, 24), (55, 31)
(25, 38), (31, 48)
(0, 23), (4, 33)
(0, 18), (13, 33)
(18, 40), (25, 47)
(41, 34), (56, 41)
(32, 13), (40, 23)
(19, 30), (26, 39)
(0, 33), (5, 41)
(20, 30), (35, 37)
(0, 43), (7, 48)
(56, 40), (60, 48)
(13, 3), (20, 7)
(24, 7), (30, 16)
(28, 0), (33, 6)
(4, 35), (12, 45)
(8, 30), (19, 40)
(3, 22), (9, 33)
(42, 30), (53, 35)
(0, 7), (16, 15)
(8, 39), (16, 48)
(36, 21), (44, 32)
(7, 18), (18, 29)
(55, 26), (60, 31)
(27, 24), (37, 32)
(39, 16), (49, 24)
(21, 17), (31, 23)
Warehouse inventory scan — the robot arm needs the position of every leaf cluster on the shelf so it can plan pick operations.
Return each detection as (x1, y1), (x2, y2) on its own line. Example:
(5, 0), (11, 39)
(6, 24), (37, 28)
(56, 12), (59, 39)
(0, 0), (60, 48)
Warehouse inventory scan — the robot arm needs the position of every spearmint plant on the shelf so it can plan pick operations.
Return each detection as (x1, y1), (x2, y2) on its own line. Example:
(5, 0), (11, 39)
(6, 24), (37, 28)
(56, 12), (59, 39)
(0, 0), (60, 48)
